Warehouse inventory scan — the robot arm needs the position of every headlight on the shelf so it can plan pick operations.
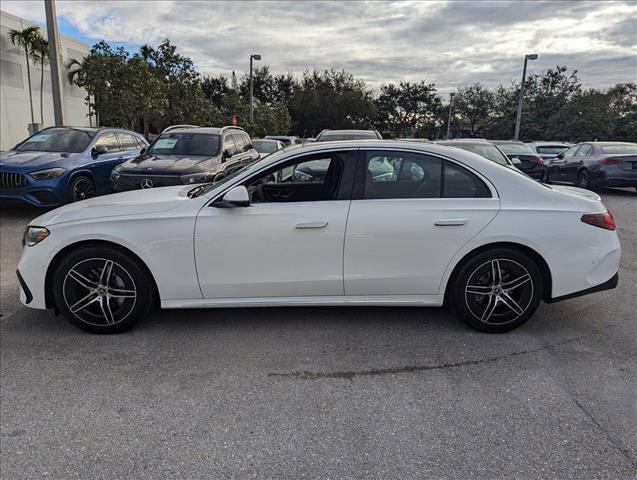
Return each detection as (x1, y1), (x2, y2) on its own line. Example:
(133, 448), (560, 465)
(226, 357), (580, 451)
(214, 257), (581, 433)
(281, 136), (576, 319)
(23, 226), (50, 247)
(180, 172), (211, 184)
(30, 168), (66, 179)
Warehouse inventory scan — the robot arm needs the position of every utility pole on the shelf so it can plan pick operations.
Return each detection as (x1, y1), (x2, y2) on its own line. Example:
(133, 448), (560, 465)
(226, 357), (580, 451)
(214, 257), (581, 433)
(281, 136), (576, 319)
(446, 92), (454, 139)
(249, 54), (261, 122)
(44, 0), (66, 126)
(514, 53), (538, 140)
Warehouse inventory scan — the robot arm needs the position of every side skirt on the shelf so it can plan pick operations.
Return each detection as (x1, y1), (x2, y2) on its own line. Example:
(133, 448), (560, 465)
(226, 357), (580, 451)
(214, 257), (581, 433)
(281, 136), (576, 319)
(161, 295), (445, 309)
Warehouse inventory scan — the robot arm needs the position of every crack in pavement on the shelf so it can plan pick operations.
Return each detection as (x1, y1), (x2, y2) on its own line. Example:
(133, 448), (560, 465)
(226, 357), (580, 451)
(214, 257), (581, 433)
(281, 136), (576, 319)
(268, 337), (582, 381)
(571, 396), (637, 468)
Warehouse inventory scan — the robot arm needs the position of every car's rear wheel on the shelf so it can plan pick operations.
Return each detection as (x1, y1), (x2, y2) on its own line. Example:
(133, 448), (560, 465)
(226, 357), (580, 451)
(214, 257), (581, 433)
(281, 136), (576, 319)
(576, 169), (590, 189)
(67, 175), (95, 203)
(541, 167), (550, 183)
(52, 246), (153, 333)
(451, 248), (543, 333)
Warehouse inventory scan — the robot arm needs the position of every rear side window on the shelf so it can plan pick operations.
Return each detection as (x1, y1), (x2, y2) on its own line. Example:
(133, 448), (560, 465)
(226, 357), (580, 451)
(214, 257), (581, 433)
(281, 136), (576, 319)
(94, 132), (122, 152)
(443, 161), (491, 198)
(232, 134), (245, 152)
(360, 150), (491, 199)
(118, 133), (138, 150)
(224, 135), (238, 155)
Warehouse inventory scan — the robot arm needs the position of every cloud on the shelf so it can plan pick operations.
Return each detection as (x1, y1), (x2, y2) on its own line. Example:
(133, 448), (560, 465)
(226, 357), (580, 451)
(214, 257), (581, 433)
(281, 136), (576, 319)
(2, 0), (635, 92)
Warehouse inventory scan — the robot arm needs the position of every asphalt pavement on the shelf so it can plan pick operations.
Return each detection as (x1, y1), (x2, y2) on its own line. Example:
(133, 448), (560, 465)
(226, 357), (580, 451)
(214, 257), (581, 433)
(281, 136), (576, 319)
(1, 188), (635, 479)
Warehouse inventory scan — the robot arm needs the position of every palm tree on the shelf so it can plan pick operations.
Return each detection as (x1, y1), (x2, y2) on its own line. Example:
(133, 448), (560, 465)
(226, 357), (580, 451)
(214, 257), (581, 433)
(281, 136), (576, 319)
(68, 57), (96, 126)
(31, 33), (49, 125)
(8, 26), (40, 127)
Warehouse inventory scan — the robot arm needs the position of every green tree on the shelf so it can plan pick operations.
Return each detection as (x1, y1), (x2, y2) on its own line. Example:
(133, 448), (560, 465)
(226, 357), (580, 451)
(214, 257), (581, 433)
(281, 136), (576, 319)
(289, 69), (376, 136)
(30, 32), (49, 125)
(8, 26), (40, 126)
(451, 83), (501, 138)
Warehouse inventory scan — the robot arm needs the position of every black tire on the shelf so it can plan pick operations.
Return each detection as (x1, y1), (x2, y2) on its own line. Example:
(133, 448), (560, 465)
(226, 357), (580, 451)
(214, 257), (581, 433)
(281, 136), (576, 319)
(541, 167), (550, 184)
(576, 169), (590, 189)
(52, 246), (154, 333)
(450, 248), (543, 333)
(67, 175), (95, 203)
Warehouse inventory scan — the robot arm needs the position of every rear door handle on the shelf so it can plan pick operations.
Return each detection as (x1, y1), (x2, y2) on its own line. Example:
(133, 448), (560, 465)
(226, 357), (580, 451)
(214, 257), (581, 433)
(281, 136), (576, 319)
(296, 221), (328, 229)
(435, 219), (467, 226)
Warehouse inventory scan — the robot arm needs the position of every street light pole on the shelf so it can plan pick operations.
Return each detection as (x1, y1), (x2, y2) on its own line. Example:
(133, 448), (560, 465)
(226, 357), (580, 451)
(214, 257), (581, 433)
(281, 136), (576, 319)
(44, 0), (66, 126)
(446, 92), (454, 139)
(514, 53), (538, 141)
(249, 54), (261, 122)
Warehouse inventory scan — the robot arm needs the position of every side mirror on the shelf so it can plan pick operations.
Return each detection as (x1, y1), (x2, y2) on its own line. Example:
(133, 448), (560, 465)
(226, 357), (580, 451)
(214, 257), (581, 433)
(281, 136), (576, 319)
(140, 147), (146, 155)
(556, 152), (564, 159)
(214, 185), (250, 208)
(92, 145), (108, 156)
(511, 157), (522, 166)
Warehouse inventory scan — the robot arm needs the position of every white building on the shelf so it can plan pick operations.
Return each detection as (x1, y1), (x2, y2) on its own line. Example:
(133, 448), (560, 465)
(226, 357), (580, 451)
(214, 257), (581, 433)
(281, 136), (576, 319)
(0, 10), (91, 150)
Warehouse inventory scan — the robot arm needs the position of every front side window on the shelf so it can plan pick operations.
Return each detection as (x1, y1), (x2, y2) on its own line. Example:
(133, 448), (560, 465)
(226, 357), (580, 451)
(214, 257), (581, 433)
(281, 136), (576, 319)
(95, 132), (122, 153)
(245, 152), (350, 203)
(16, 128), (94, 153)
(148, 133), (220, 156)
(360, 150), (491, 199)
(117, 133), (138, 150)
(577, 144), (592, 156)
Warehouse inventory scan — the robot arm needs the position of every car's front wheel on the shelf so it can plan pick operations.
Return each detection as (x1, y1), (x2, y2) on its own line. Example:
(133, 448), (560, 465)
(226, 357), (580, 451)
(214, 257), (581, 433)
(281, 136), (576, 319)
(67, 175), (95, 203)
(451, 248), (543, 333)
(52, 246), (153, 333)
(576, 169), (590, 189)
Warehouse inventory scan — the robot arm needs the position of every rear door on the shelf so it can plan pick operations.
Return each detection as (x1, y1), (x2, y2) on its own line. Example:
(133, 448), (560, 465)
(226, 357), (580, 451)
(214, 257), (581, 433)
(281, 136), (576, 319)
(565, 144), (590, 183)
(344, 149), (500, 296)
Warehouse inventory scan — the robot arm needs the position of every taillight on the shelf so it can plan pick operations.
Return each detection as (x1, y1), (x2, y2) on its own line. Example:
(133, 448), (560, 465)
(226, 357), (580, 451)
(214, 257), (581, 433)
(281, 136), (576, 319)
(581, 211), (616, 231)
(531, 156), (544, 165)
(599, 158), (625, 165)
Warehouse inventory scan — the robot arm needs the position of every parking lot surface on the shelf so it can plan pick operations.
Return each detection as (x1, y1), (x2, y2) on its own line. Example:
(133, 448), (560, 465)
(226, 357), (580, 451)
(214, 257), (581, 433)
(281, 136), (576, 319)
(1, 189), (635, 479)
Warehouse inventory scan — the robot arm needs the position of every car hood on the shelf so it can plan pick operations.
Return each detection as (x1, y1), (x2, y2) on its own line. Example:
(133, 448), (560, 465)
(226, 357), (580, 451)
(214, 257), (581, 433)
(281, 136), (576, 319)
(31, 185), (192, 226)
(0, 150), (75, 170)
(119, 154), (217, 174)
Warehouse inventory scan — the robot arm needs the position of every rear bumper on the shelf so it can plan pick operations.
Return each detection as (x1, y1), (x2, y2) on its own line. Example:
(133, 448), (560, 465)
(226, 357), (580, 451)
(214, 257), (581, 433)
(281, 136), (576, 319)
(547, 272), (618, 303)
(592, 167), (637, 188)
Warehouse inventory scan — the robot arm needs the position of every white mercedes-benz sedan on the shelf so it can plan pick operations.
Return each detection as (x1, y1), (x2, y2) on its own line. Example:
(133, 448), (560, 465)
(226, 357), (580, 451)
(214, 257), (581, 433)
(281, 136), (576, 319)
(17, 141), (620, 334)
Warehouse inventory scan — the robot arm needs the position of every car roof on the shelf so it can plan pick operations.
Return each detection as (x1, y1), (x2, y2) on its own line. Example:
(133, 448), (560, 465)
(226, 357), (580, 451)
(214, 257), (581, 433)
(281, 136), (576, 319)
(526, 141), (572, 146)
(438, 139), (495, 145)
(160, 127), (243, 135)
(253, 138), (281, 143)
(491, 140), (526, 144)
(319, 129), (377, 135)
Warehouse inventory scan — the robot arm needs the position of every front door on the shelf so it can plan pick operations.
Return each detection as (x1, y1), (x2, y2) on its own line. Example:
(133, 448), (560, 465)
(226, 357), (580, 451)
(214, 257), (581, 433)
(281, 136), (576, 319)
(344, 149), (500, 296)
(194, 150), (356, 299)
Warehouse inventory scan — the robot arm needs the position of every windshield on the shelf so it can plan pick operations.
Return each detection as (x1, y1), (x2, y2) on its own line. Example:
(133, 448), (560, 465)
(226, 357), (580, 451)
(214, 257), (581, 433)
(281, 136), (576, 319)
(601, 144), (637, 154)
(16, 128), (94, 153)
(148, 132), (220, 156)
(536, 145), (569, 155)
(446, 143), (509, 166)
(253, 140), (280, 154)
(496, 143), (535, 156)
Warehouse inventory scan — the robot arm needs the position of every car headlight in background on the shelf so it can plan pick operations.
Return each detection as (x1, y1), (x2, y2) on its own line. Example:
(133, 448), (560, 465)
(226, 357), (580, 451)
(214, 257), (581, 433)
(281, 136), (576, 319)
(180, 172), (211, 184)
(30, 168), (66, 179)
(23, 226), (50, 247)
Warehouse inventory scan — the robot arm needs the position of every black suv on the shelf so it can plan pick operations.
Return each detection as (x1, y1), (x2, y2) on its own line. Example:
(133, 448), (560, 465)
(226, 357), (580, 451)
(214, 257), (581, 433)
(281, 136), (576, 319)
(112, 126), (259, 190)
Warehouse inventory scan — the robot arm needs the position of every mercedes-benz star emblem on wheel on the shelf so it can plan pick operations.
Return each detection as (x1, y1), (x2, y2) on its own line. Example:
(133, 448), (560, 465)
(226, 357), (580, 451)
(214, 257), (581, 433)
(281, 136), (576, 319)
(140, 178), (154, 189)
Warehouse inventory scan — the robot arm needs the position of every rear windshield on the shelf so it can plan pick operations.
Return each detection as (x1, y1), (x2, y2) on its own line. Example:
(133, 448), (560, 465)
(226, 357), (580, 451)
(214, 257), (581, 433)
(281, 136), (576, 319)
(496, 143), (535, 156)
(253, 140), (280, 154)
(445, 143), (509, 166)
(148, 132), (220, 156)
(16, 128), (94, 153)
(318, 132), (378, 141)
(536, 145), (569, 154)
(601, 144), (637, 154)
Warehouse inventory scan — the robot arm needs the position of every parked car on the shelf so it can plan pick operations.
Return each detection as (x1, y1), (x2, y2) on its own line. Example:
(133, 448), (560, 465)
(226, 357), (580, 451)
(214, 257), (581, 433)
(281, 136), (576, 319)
(526, 141), (572, 162)
(437, 139), (514, 167)
(491, 140), (546, 180)
(315, 129), (382, 142)
(265, 135), (302, 147)
(112, 126), (258, 191)
(252, 138), (285, 157)
(18, 141), (619, 334)
(0, 127), (147, 207)
(546, 142), (637, 189)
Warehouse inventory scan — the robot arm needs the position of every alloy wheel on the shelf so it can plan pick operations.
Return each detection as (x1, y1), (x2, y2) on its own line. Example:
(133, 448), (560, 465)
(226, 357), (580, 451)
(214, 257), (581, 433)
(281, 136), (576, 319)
(464, 258), (534, 325)
(62, 258), (137, 326)
(72, 177), (95, 201)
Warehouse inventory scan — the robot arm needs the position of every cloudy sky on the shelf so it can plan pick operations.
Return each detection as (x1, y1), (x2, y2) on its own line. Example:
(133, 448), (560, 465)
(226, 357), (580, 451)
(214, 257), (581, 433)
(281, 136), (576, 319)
(2, 0), (636, 92)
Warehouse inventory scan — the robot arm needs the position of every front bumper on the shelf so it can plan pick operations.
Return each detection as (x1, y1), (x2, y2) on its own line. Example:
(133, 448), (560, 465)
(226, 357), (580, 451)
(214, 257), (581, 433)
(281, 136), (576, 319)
(0, 183), (65, 207)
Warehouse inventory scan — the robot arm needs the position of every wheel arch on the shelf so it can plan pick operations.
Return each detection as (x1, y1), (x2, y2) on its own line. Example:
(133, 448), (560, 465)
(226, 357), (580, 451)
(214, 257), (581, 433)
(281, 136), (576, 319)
(44, 239), (160, 310)
(442, 241), (552, 302)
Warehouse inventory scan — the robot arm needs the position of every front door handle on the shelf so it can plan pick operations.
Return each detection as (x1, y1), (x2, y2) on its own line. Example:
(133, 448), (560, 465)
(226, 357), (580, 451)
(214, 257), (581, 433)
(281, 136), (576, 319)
(435, 219), (467, 226)
(296, 221), (328, 229)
